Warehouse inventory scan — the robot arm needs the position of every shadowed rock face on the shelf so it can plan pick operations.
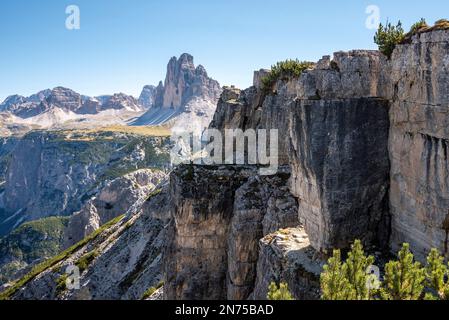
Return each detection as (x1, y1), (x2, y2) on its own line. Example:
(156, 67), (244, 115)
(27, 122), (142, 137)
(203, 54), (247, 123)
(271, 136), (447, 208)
(211, 51), (392, 253)
(253, 227), (324, 300)
(289, 98), (390, 252)
(164, 165), (298, 300)
(138, 85), (157, 109)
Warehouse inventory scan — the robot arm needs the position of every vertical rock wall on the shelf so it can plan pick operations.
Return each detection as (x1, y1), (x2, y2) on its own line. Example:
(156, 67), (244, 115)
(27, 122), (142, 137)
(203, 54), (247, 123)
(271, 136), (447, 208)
(388, 30), (449, 260)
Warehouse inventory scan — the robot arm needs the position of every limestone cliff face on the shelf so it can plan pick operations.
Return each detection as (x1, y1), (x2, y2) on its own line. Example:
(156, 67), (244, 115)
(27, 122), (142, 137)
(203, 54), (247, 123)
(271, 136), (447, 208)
(164, 165), (299, 300)
(252, 227), (324, 300)
(388, 30), (449, 260)
(212, 51), (391, 252)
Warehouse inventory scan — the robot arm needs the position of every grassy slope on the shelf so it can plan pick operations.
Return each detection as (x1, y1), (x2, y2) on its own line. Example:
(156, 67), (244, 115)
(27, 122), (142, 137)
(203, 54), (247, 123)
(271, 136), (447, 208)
(0, 214), (125, 300)
(0, 217), (70, 284)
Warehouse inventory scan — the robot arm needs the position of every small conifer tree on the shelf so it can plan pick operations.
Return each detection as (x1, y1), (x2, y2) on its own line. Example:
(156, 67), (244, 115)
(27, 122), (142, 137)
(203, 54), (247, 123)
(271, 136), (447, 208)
(381, 244), (425, 300)
(320, 249), (355, 300)
(374, 20), (405, 58)
(267, 282), (294, 300)
(321, 241), (376, 300)
(425, 248), (449, 300)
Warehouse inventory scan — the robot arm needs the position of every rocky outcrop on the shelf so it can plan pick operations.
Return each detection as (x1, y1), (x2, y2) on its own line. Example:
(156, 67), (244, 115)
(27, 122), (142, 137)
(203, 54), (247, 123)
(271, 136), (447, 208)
(134, 54), (222, 128)
(155, 53), (221, 109)
(388, 30), (449, 261)
(0, 90), (51, 117)
(100, 93), (142, 112)
(164, 165), (299, 300)
(212, 50), (391, 252)
(138, 85), (157, 109)
(252, 227), (324, 300)
(0, 130), (171, 236)
(64, 169), (167, 248)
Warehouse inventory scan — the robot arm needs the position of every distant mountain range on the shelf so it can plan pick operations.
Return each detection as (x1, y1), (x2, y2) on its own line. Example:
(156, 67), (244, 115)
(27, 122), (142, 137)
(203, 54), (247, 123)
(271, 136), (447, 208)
(0, 53), (222, 136)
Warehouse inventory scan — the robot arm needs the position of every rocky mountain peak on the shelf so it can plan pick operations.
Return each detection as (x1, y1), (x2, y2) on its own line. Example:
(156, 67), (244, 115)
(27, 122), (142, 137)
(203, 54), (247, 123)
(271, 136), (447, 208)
(138, 85), (157, 109)
(44, 87), (82, 112)
(152, 53), (221, 109)
(101, 93), (142, 112)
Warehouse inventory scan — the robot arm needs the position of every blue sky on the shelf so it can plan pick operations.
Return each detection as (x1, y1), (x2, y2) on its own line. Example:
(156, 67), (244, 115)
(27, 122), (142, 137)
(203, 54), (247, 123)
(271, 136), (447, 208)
(0, 0), (448, 101)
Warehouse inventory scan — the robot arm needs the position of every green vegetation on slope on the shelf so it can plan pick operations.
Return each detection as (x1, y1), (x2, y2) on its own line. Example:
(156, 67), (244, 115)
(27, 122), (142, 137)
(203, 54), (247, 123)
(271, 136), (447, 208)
(141, 281), (165, 300)
(0, 216), (69, 284)
(0, 214), (125, 300)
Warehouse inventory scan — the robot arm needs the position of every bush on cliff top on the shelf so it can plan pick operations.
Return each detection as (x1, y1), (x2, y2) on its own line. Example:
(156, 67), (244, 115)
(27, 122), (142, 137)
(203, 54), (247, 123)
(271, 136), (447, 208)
(375, 18), (449, 58)
(261, 59), (314, 93)
(374, 20), (405, 59)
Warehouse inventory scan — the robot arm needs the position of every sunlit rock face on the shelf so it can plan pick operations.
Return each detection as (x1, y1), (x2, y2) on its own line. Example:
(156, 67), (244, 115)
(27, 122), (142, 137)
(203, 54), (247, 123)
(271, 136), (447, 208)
(388, 30), (449, 261)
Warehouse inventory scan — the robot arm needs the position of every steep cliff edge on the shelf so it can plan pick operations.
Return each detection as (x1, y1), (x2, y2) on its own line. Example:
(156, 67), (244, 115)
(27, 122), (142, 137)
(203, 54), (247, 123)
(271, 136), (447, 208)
(212, 51), (391, 253)
(388, 30), (449, 261)
(164, 165), (299, 300)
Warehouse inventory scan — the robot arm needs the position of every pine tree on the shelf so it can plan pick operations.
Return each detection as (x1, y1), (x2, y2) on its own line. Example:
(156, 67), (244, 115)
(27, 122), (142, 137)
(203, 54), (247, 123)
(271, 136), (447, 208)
(344, 240), (376, 300)
(320, 249), (356, 300)
(321, 241), (377, 300)
(374, 20), (405, 58)
(382, 244), (425, 300)
(425, 248), (449, 300)
(267, 282), (294, 300)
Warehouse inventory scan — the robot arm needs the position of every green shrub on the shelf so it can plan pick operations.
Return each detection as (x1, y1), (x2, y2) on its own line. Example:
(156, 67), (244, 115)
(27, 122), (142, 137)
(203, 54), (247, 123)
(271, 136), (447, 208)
(374, 20), (405, 58)
(141, 281), (165, 300)
(75, 250), (99, 274)
(409, 18), (429, 34)
(319, 241), (449, 300)
(321, 240), (375, 300)
(267, 282), (294, 300)
(261, 59), (314, 93)
(381, 244), (426, 300)
(425, 249), (449, 300)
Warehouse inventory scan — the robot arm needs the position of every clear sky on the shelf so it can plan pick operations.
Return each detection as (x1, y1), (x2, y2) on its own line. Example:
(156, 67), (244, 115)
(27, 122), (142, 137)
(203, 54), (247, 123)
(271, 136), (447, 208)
(0, 0), (448, 101)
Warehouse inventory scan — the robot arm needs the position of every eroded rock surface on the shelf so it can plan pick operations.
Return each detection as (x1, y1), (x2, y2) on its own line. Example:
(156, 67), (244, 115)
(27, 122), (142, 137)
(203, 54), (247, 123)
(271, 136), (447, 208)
(253, 227), (324, 300)
(164, 165), (299, 300)
(388, 30), (449, 260)
(64, 169), (167, 248)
